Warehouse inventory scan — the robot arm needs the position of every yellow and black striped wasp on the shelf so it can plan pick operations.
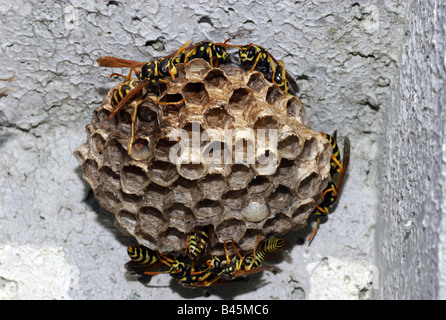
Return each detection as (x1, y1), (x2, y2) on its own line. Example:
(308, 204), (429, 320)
(202, 242), (241, 281)
(124, 245), (175, 276)
(125, 246), (206, 287)
(237, 43), (274, 80)
(109, 79), (149, 155)
(186, 226), (210, 260)
(167, 258), (227, 288)
(127, 245), (160, 265)
(184, 39), (232, 67)
(97, 41), (192, 153)
(322, 132), (344, 176)
(272, 60), (294, 94)
(140, 252), (229, 288)
(233, 43), (299, 95)
(97, 40), (231, 147)
(125, 238), (225, 287)
(125, 236), (285, 287)
(97, 40), (192, 119)
(308, 132), (351, 243)
(235, 236), (285, 274)
(201, 236), (285, 285)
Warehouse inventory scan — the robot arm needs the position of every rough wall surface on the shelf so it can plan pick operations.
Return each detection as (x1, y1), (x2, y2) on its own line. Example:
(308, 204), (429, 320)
(0, 0), (408, 299)
(378, 1), (446, 299)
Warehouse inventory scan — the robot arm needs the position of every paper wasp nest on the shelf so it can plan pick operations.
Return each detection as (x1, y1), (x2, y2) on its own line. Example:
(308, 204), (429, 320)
(74, 59), (332, 255)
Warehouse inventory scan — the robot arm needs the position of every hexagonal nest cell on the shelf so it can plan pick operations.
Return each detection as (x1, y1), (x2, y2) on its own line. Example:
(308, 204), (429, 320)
(74, 58), (332, 256)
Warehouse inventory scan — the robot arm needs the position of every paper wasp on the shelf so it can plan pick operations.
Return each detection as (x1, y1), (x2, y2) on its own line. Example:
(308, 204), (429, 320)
(125, 234), (228, 287)
(140, 252), (230, 287)
(272, 60), (293, 94)
(233, 43), (299, 95)
(109, 79), (148, 154)
(186, 226), (210, 259)
(167, 258), (228, 288)
(202, 236), (285, 285)
(184, 39), (232, 67)
(124, 245), (175, 275)
(125, 236), (284, 287)
(97, 40), (191, 119)
(97, 41), (192, 154)
(98, 39), (231, 116)
(308, 132), (351, 243)
(127, 246), (160, 265)
(322, 132), (344, 176)
(236, 236), (285, 273)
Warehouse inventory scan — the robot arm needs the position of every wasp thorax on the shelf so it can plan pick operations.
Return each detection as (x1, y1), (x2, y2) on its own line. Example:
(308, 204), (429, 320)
(74, 58), (332, 256)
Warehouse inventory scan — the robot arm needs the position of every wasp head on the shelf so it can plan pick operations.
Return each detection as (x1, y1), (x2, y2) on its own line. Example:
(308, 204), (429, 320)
(213, 44), (228, 65)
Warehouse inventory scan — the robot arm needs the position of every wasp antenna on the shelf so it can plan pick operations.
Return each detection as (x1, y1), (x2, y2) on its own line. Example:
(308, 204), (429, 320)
(216, 38), (233, 47)
(172, 40), (192, 61)
(223, 241), (231, 264)
(231, 240), (243, 260)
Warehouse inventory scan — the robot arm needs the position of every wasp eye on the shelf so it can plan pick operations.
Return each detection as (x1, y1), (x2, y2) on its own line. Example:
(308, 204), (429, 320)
(248, 47), (256, 57)
(159, 58), (171, 73)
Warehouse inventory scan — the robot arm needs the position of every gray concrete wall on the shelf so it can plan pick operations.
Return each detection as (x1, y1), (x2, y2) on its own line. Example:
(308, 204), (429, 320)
(1, 0), (441, 300)
(378, 1), (446, 299)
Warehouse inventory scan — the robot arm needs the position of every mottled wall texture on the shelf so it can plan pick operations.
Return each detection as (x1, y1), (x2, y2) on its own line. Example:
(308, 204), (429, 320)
(378, 1), (446, 299)
(1, 0), (444, 299)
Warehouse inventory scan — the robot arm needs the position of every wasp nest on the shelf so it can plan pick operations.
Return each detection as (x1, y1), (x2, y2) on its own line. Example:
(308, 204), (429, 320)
(74, 59), (332, 255)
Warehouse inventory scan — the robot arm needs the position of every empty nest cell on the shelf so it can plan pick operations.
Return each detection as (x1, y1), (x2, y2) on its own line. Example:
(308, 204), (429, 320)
(204, 69), (231, 91)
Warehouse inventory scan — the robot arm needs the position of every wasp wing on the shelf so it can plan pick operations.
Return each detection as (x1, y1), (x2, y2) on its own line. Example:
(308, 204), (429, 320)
(268, 53), (300, 95)
(335, 136), (350, 193)
(97, 56), (146, 68)
(106, 80), (148, 120)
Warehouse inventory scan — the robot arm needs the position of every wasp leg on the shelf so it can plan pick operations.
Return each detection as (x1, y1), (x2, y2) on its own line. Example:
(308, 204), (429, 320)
(323, 185), (338, 199)
(109, 73), (127, 79)
(331, 155), (343, 173)
(127, 99), (143, 155)
(157, 97), (185, 106)
(231, 240), (245, 271)
(143, 253), (175, 275)
(223, 240), (231, 264)
(200, 275), (224, 287)
(150, 79), (186, 106)
(245, 234), (261, 271)
(148, 94), (185, 106)
(308, 217), (321, 244)
(249, 51), (262, 72)
(168, 68), (177, 80)
(109, 67), (138, 81)
(233, 266), (267, 278)
(308, 206), (329, 244)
